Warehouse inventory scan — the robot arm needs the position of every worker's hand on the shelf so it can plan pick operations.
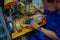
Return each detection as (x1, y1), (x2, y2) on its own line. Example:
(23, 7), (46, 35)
(30, 20), (40, 29)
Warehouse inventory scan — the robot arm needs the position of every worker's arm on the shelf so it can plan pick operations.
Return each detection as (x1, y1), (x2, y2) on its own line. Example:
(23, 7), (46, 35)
(40, 28), (60, 40)
(30, 20), (60, 40)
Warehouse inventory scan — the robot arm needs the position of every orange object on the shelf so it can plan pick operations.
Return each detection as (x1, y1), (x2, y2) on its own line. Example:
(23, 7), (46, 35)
(4, 0), (17, 9)
(4, 2), (17, 9)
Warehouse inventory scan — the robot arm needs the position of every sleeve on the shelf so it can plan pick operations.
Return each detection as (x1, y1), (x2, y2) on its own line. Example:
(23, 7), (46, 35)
(55, 10), (60, 38)
(57, 9), (60, 15)
(44, 8), (48, 15)
(55, 29), (60, 38)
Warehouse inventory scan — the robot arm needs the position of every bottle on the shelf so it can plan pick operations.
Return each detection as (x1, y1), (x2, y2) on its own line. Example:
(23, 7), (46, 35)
(25, 2), (30, 12)
(7, 9), (15, 33)
(7, 21), (15, 33)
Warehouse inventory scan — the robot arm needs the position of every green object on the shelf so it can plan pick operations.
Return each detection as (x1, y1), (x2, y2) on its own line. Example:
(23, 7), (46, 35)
(14, 6), (20, 14)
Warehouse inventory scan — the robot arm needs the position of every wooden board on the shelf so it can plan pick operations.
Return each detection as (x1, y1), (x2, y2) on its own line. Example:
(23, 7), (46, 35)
(12, 17), (32, 39)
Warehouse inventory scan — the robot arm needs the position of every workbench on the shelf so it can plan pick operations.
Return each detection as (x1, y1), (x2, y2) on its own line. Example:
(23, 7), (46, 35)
(12, 9), (45, 39)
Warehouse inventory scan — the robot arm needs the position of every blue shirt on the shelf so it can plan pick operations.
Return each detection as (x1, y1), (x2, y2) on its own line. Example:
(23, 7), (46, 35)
(30, 9), (60, 40)
(44, 9), (60, 40)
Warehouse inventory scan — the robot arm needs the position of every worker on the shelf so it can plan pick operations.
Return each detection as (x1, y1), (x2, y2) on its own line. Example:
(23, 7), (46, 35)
(29, 0), (60, 40)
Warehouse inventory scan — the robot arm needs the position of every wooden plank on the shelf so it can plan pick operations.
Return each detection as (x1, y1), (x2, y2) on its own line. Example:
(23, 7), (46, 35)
(12, 17), (32, 39)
